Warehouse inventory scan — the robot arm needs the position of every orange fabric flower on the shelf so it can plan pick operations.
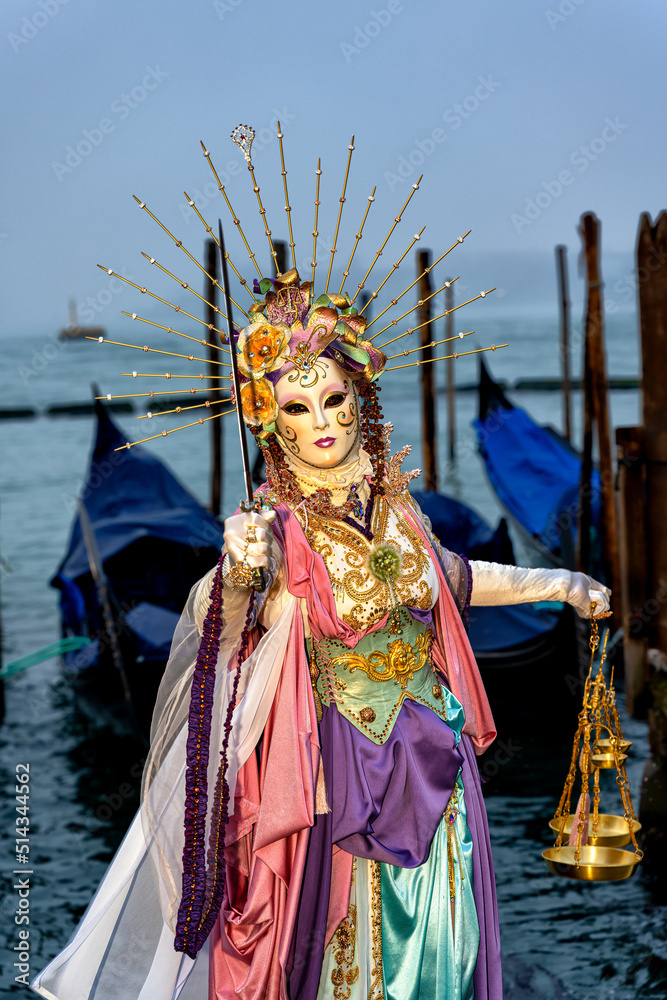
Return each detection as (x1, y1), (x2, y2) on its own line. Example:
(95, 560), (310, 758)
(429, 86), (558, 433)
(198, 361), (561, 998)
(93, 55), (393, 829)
(240, 378), (278, 427)
(237, 322), (291, 379)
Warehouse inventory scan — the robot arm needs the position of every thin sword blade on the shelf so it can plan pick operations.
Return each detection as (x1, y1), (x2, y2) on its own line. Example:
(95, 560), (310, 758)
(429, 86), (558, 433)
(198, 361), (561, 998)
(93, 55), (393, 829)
(218, 219), (254, 506)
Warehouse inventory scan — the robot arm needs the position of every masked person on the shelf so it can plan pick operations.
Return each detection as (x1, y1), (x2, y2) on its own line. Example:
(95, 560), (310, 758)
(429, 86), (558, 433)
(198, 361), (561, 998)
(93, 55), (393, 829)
(33, 269), (610, 1000)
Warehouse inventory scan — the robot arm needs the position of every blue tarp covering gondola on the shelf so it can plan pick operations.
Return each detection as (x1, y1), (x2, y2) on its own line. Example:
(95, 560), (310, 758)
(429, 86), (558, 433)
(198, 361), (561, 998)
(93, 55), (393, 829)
(412, 489), (578, 733)
(411, 490), (515, 566)
(473, 359), (601, 568)
(51, 399), (223, 733)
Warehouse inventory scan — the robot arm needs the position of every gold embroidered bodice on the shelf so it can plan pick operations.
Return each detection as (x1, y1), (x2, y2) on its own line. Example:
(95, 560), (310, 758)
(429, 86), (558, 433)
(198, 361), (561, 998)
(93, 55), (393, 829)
(297, 491), (439, 631)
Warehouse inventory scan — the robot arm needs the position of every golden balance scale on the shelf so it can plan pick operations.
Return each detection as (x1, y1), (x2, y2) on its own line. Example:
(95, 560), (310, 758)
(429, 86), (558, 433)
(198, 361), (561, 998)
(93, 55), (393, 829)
(543, 609), (643, 882)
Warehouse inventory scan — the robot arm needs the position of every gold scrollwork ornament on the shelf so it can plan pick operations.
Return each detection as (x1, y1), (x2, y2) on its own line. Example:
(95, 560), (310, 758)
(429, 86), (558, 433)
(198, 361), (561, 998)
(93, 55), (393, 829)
(330, 629), (434, 690)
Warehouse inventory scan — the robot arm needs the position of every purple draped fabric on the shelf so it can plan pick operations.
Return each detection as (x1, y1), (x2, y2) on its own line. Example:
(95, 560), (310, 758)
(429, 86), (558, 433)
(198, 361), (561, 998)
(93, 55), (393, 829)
(325, 700), (463, 865)
(288, 703), (502, 1000)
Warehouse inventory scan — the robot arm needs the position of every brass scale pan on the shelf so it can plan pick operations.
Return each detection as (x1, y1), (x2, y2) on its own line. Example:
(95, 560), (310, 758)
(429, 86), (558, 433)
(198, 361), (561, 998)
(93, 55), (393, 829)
(543, 740), (640, 882)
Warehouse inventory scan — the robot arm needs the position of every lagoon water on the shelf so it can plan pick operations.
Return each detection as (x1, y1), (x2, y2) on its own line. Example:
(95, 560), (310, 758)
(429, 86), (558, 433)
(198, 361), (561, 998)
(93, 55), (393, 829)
(0, 310), (664, 998)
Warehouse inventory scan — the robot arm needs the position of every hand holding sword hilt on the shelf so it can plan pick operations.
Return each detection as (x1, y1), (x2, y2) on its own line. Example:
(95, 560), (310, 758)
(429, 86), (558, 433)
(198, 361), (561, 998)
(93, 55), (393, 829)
(222, 503), (279, 593)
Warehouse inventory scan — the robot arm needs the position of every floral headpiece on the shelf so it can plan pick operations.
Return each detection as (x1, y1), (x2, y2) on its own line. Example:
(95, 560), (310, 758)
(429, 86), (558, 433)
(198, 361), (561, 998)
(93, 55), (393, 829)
(235, 268), (386, 439)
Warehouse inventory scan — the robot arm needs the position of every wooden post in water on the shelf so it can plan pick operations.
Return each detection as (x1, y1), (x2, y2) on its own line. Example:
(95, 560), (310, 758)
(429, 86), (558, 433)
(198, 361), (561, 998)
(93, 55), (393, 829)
(615, 425), (648, 715)
(636, 210), (667, 860)
(578, 294), (594, 574)
(556, 245), (572, 442)
(417, 249), (438, 491)
(578, 214), (621, 622)
(205, 239), (222, 515)
(274, 240), (287, 277)
(445, 280), (456, 463)
(638, 211), (667, 655)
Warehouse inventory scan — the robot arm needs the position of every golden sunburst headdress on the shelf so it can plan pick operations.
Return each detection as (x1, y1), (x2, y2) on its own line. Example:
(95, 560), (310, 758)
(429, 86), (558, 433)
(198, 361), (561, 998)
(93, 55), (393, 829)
(92, 123), (506, 450)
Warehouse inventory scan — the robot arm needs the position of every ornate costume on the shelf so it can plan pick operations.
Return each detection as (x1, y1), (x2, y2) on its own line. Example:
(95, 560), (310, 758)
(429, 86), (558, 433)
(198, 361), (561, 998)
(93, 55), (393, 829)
(32, 124), (610, 1000)
(32, 433), (503, 1000)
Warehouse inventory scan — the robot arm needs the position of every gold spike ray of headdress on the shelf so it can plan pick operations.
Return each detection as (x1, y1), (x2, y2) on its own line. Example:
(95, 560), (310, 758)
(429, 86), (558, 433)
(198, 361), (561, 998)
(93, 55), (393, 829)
(384, 343), (508, 372)
(201, 140), (263, 279)
(97, 265), (231, 351)
(115, 407), (237, 452)
(276, 122), (297, 272)
(369, 276), (461, 343)
(182, 193), (259, 304)
(88, 332), (230, 367)
(96, 387), (224, 402)
(350, 177), (423, 305)
(384, 330), (474, 360)
(140, 252), (223, 319)
(358, 226), (425, 315)
(378, 288), (496, 350)
(120, 372), (228, 380)
(339, 186), (376, 295)
(325, 136), (355, 293)
(136, 397), (232, 420)
(366, 232), (471, 333)
(311, 158), (322, 298)
(119, 311), (231, 356)
(231, 123), (280, 274)
(132, 196), (248, 319)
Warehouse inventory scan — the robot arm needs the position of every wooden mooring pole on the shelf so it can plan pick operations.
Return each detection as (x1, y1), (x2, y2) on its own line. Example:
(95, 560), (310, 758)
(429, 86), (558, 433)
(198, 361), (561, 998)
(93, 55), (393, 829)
(274, 240), (287, 277)
(635, 210), (667, 862)
(578, 308), (594, 575)
(577, 214), (621, 621)
(555, 245), (572, 443)
(417, 249), (438, 491)
(638, 211), (667, 656)
(615, 425), (648, 715)
(205, 239), (222, 515)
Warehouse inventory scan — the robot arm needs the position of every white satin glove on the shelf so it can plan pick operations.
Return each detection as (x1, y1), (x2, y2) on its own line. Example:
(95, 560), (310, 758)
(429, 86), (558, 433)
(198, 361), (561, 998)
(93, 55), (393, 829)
(468, 561), (611, 618)
(223, 508), (282, 578)
(564, 571), (611, 618)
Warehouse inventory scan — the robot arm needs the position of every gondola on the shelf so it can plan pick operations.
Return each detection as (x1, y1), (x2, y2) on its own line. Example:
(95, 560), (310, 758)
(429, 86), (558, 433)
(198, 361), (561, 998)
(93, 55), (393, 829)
(413, 490), (579, 733)
(51, 398), (224, 738)
(473, 359), (601, 570)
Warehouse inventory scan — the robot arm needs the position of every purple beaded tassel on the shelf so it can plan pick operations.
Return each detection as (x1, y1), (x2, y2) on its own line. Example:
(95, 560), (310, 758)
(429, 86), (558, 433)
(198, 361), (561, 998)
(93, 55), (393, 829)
(173, 557), (256, 959)
(197, 595), (255, 945)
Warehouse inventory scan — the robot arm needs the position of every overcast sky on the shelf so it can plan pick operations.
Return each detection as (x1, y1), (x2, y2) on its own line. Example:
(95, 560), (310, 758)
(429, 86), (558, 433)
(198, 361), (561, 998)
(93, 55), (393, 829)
(2, 0), (665, 336)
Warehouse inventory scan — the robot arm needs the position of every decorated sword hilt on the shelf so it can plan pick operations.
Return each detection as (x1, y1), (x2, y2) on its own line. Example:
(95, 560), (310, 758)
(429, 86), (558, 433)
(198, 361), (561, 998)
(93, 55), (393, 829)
(239, 497), (269, 591)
